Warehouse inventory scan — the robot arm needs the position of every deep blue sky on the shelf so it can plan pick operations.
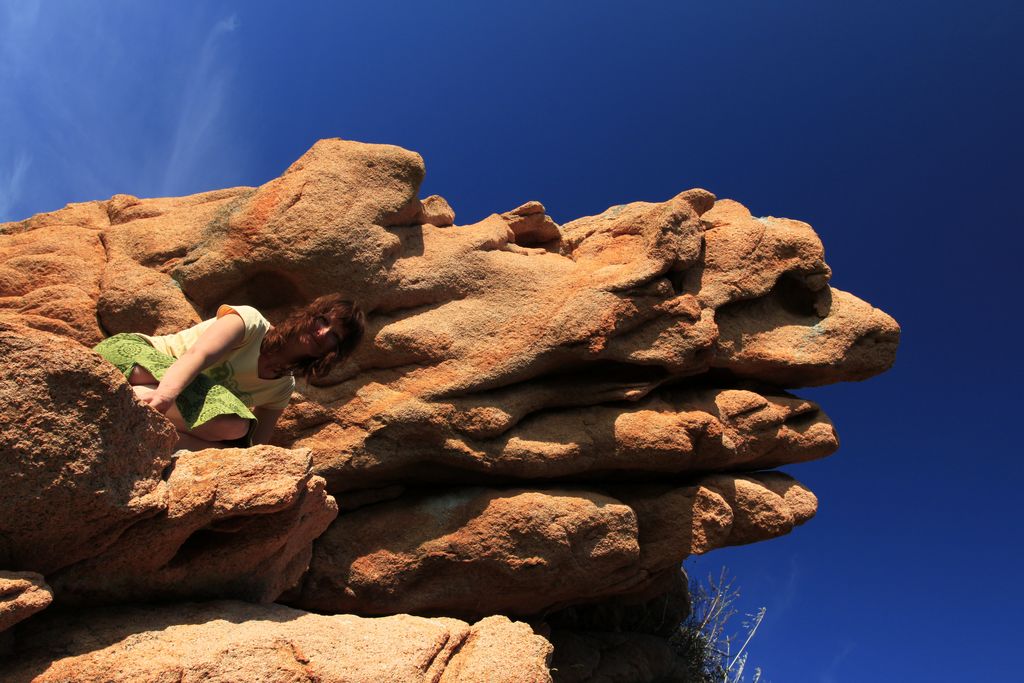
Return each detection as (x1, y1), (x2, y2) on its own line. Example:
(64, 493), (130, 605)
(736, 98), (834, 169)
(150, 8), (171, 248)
(3, 2), (1021, 680)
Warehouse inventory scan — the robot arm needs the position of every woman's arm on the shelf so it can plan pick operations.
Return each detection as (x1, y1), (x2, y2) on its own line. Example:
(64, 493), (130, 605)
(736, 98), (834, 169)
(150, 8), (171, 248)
(140, 314), (246, 413)
(251, 406), (285, 445)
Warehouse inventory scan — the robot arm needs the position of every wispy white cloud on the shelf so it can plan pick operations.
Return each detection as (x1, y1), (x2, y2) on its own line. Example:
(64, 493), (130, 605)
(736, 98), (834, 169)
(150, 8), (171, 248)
(770, 555), (800, 619)
(0, 153), (32, 222)
(820, 640), (856, 683)
(161, 13), (241, 195)
(0, 5), (243, 219)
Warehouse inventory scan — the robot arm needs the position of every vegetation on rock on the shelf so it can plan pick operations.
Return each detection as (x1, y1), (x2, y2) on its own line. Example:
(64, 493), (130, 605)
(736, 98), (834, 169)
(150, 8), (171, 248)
(672, 568), (767, 683)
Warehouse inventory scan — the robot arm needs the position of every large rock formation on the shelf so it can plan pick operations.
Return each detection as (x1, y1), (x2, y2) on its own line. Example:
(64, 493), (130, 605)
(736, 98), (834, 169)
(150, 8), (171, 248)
(0, 138), (898, 680)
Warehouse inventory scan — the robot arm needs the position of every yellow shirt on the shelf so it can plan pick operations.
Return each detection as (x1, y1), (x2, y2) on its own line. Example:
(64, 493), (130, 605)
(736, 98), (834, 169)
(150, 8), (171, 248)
(139, 304), (295, 410)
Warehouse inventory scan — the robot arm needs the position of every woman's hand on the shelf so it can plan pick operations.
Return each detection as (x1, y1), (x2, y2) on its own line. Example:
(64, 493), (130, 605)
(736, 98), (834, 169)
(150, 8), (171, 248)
(142, 392), (177, 414)
(133, 385), (177, 414)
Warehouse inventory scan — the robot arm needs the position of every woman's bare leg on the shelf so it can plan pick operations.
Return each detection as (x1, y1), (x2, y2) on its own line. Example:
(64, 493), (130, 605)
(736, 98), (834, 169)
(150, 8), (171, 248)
(132, 385), (250, 442)
(128, 365), (158, 386)
(173, 431), (223, 451)
(131, 383), (222, 450)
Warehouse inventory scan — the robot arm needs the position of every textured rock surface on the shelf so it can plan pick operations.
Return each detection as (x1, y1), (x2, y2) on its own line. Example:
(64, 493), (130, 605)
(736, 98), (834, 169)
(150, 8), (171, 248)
(0, 323), (336, 606)
(0, 138), (898, 494)
(0, 322), (176, 574)
(0, 601), (552, 683)
(50, 445), (337, 606)
(439, 615), (553, 683)
(0, 572), (52, 633)
(0, 225), (106, 344)
(0, 137), (899, 678)
(293, 472), (815, 618)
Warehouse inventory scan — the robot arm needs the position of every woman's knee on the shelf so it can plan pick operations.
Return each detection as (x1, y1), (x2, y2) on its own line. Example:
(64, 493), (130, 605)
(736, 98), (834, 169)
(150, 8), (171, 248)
(128, 365), (158, 385)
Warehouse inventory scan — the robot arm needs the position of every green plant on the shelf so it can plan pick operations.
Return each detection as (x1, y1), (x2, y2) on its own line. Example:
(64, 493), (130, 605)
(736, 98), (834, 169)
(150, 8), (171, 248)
(669, 567), (766, 683)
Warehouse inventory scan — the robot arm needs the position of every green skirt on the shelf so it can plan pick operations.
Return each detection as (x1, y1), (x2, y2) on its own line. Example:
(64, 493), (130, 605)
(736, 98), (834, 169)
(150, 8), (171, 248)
(93, 333), (257, 446)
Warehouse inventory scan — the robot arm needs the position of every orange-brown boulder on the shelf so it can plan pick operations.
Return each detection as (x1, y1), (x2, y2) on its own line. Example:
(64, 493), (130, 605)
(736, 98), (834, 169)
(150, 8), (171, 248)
(0, 572), (52, 633)
(0, 322), (175, 574)
(0, 601), (553, 683)
(0, 225), (106, 345)
(50, 445), (337, 605)
(293, 472), (814, 619)
(304, 385), (838, 492)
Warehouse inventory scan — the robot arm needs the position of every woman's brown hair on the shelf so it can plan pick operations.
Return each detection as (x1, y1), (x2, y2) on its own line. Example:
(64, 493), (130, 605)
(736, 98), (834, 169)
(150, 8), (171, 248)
(261, 294), (365, 381)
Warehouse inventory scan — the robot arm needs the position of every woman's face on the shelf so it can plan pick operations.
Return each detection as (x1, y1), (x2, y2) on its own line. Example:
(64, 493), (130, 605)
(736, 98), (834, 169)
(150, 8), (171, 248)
(260, 317), (340, 379)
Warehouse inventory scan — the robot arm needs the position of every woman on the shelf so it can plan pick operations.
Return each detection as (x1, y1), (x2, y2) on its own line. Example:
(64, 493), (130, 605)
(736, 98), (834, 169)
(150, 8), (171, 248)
(93, 294), (365, 451)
